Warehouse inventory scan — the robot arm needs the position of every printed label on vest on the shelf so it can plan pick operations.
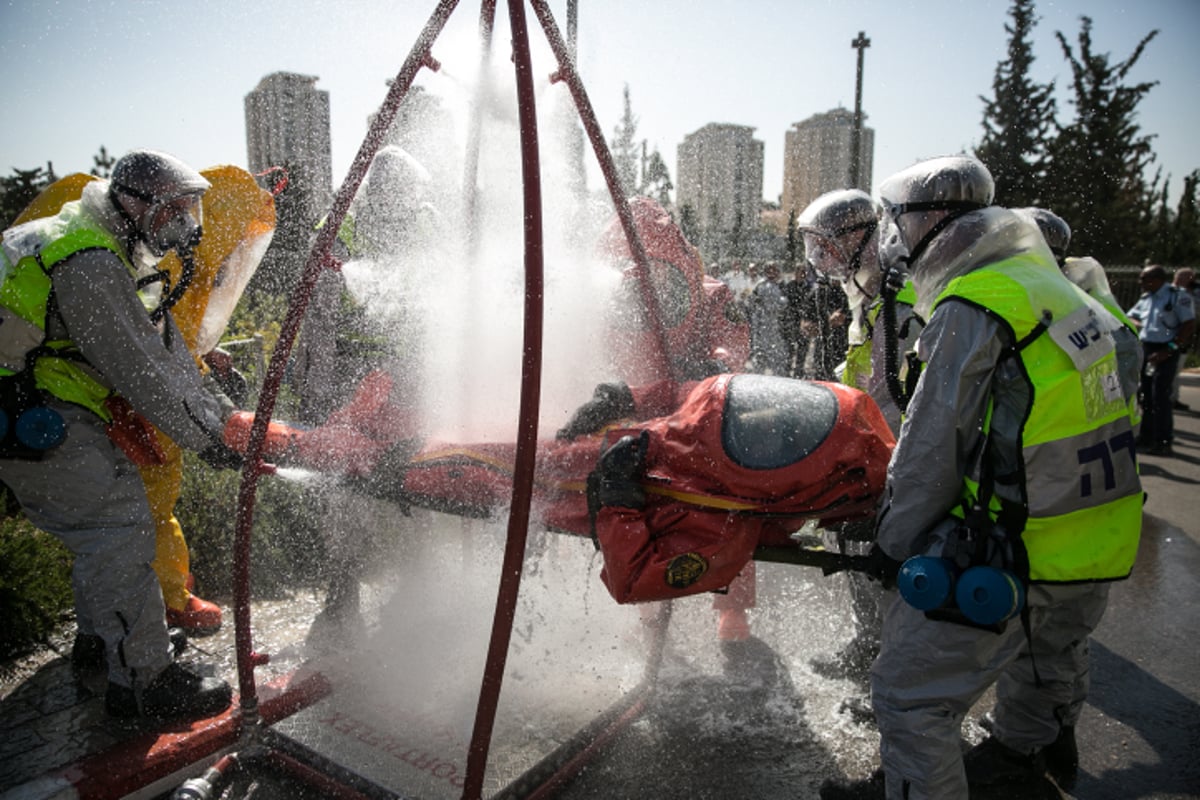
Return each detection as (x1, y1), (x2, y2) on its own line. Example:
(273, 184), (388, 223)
(1049, 306), (1115, 370)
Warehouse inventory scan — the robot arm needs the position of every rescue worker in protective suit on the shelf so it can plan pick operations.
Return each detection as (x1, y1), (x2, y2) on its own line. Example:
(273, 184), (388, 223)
(819, 156), (1143, 800)
(0, 150), (242, 720)
(795, 189), (924, 681)
(11, 166), (274, 636)
(224, 370), (895, 605)
(1017, 206), (1143, 427)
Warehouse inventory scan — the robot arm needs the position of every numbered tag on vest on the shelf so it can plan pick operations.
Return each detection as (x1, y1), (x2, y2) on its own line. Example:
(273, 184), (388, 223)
(1048, 305), (1115, 372)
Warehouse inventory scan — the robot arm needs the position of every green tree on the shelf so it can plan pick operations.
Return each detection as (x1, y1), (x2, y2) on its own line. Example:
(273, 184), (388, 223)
(0, 164), (55, 229)
(639, 147), (673, 207)
(975, 0), (1057, 206)
(1044, 16), (1159, 262)
(786, 210), (801, 271)
(91, 145), (116, 178)
(679, 202), (699, 246)
(609, 85), (639, 198)
(1172, 170), (1200, 264)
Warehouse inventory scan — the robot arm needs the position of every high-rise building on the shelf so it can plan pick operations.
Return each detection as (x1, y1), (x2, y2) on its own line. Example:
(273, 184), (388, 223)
(781, 108), (874, 220)
(676, 123), (764, 264)
(244, 72), (334, 218)
(244, 72), (335, 295)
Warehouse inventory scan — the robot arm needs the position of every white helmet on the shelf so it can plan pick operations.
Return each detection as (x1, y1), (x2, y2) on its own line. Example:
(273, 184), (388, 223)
(795, 189), (880, 283)
(109, 150), (210, 257)
(877, 155), (993, 273)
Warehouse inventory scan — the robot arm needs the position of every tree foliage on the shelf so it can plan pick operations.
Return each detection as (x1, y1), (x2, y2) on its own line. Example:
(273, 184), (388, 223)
(91, 145), (116, 178)
(1043, 16), (1160, 261)
(0, 164), (55, 229)
(975, 0), (1056, 207)
(610, 85), (640, 199)
(639, 147), (674, 207)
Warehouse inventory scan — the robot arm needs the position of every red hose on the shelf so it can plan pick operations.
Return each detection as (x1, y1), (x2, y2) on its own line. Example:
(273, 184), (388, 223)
(460, 5), (545, 797)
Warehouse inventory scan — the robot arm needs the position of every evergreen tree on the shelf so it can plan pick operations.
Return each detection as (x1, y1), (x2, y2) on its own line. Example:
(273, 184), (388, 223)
(609, 85), (639, 199)
(0, 165), (54, 229)
(91, 145), (116, 178)
(975, 0), (1057, 206)
(679, 203), (699, 246)
(1173, 170), (1200, 264)
(786, 210), (801, 271)
(639, 147), (673, 207)
(1044, 16), (1159, 262)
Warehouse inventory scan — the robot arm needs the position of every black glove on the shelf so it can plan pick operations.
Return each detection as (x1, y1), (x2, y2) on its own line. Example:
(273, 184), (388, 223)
(861, 543), (902, 588)
(557, 382), (635, 440)
(589, 430), (649, 509)
(198, 442), (244, 471)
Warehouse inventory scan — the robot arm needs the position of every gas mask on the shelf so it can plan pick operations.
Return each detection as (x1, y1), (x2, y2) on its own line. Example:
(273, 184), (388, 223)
(877, 209), (912, 291)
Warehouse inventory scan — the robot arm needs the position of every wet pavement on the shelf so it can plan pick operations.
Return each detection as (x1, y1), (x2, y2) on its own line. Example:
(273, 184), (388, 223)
(2, 374), (1199, 799)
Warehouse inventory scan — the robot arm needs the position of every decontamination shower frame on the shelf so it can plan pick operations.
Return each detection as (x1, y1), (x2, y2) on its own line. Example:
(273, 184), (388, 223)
(226, 2), (678, 798)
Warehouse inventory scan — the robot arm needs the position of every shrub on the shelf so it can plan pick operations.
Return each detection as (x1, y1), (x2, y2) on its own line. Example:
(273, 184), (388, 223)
(0, 511), (74, 658)
(176, 451), (328, 600)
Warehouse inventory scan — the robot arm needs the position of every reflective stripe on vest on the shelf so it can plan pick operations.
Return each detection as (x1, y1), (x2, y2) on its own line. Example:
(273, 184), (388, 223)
(934, 255), (1141, 583)
(0, 201), (135, 420)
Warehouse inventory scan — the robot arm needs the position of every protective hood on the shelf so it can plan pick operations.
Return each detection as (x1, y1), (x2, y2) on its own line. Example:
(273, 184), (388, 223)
(157, 165), (276, 355)
(910, 206), (1052, 319)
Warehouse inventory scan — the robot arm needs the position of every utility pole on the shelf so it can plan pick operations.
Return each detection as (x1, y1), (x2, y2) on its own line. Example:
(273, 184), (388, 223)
(849, 30), (870, 189)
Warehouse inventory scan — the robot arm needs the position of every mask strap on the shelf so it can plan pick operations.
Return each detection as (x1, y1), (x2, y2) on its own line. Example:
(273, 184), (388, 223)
(904, 203), (988, 268)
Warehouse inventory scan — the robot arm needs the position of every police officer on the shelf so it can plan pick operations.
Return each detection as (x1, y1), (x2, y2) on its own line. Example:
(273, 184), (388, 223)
(1127, 264), (1195, 456)
(0, 150), (240, 719)
(820, 156), (1143, 799)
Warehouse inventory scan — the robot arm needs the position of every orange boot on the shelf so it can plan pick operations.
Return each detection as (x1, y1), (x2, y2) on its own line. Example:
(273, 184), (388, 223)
(166, 594), (223, 633)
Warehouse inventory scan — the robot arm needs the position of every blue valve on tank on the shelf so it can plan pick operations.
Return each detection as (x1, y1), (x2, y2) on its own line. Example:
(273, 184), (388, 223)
(955, 565), (1025, 625)
(897, 555), (957, 612)
(14, 406), (66, 451)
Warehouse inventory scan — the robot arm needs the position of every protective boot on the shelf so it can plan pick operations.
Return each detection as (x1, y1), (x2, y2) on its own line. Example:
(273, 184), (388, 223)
(166, 594), (223, 633)
(818, 768), (886, 800)
(1043, 725), (1078, 790)
(963, 735), (1046, 787)
(105, 662), (232, 720)
(72, 628), (188, 674)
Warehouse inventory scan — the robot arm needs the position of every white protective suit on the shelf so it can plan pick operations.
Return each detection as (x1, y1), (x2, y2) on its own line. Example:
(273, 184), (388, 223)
(0, 181), (231, 690)
(869, 207), (1139, 800)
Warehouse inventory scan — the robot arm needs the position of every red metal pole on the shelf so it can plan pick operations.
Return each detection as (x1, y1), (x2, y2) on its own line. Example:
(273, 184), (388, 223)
(530, 0), (676, 384)
(460, 0), (545, 796)
(230, 0), (461, 718)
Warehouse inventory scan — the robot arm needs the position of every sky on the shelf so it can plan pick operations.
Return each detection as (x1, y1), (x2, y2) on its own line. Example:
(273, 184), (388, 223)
(2, 0), (1198, 207)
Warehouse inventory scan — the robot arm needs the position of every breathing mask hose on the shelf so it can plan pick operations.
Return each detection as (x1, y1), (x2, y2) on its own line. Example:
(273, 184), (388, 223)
(150, 230), (202, 324)
(880, 270), (909, 415)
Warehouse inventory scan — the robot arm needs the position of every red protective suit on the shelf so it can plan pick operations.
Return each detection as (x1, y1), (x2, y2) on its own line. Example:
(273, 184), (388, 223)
(227, 371), (893, 605)
(603, 197), (750, 383)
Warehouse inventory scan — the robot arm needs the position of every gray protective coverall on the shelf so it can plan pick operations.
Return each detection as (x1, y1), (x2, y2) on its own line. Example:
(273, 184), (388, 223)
(0, 182), (230, 690)
(869, 208), (1139, 800)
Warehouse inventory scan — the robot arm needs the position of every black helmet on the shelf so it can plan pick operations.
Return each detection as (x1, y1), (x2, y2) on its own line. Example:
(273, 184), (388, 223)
(110, 150), (210, 257)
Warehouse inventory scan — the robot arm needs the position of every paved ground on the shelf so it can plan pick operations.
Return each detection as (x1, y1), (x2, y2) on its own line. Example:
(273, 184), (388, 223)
(2, 373), (1199, 799)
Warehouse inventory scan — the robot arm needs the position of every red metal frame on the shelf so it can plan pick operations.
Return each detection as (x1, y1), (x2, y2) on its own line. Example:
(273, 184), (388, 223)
(225, 1), (677, 798)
